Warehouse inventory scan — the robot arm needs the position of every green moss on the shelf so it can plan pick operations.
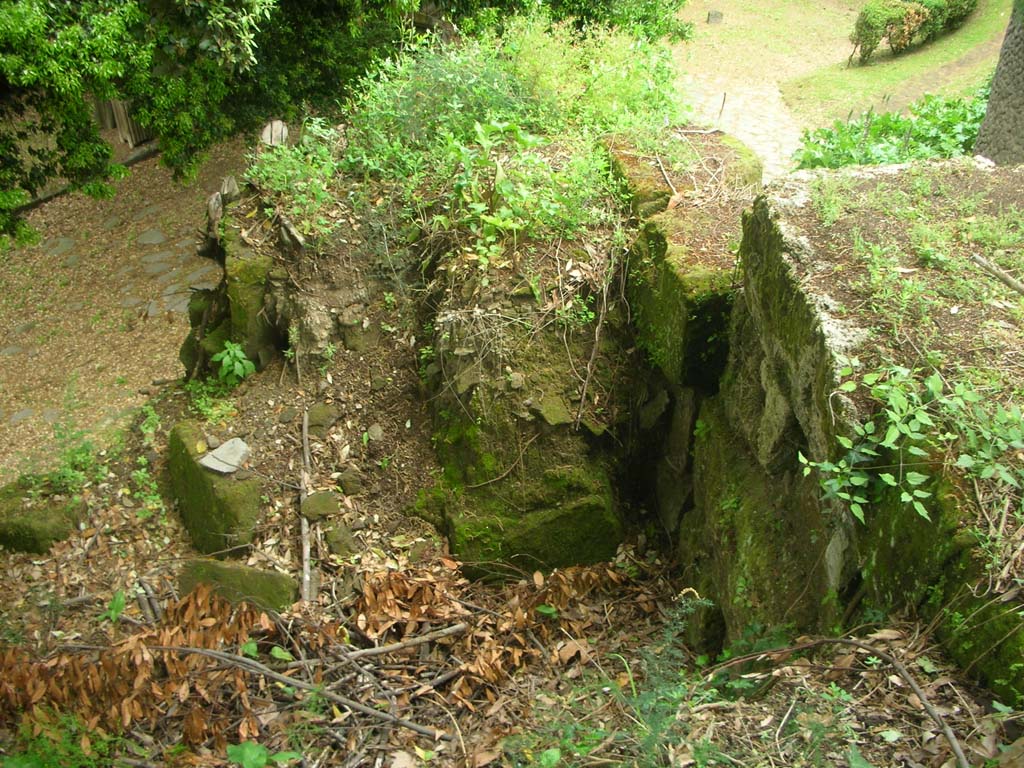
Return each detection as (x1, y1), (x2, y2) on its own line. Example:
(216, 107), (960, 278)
(224, 232), (277, 369)
(683, 399), (834, 637)
(167, 421), (262, 555)
(0, 478), (85, 553)
(628, 218), (736, 387)
(179, 559), (297, 612)
(718, 134), (764, 190)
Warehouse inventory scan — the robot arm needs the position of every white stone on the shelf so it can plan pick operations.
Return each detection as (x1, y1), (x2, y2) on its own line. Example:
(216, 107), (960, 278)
(199, 438), (250, 474)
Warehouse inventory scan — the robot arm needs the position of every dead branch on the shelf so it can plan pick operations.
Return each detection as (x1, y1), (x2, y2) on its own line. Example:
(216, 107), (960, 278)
(299, 409), (313, 603)
(971, 252), (1024, 297)
(346, 622), (468, 660)
(148, 644), (449, 741)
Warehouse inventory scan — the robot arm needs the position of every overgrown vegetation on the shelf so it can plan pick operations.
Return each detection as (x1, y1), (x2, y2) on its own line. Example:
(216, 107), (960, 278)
(795, 83), (989, 169)
(249, 14), (686, 259)
(850, 0), (978, 63)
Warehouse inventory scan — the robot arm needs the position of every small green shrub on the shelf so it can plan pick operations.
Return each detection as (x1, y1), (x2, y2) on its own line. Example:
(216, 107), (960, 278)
(210, 341), (256, 387)
(184, 379), (237, 423)
(794, 84), (989, 169)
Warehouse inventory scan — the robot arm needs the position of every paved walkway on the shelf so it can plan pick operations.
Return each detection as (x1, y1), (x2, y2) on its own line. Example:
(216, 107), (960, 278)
(679, 75), (806, 181)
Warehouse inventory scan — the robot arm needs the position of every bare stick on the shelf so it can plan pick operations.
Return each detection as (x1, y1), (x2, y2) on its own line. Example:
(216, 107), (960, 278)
(655, 155), (679, 197)
(346, 623), (468, 660)
(970, 252), (1024, 297)
(145, 644), (448, 741)
(299, 409), (313, 603)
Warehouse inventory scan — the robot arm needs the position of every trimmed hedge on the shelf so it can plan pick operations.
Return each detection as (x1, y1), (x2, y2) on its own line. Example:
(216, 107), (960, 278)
(850, 0), (978, 63)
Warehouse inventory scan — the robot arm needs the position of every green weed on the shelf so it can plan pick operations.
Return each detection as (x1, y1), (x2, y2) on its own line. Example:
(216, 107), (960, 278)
(211, 340), (256, 387)
(184, 379), (237, 424)
(246, 117), (343, 237)
(4, 709), (122, 768)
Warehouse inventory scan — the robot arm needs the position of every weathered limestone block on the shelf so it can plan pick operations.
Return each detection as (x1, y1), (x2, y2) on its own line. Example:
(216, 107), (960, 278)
(417, 252), (634, 575)
(653, 387), (697, 534)
(0, 478), (85, 553)
(692, 164), (1024, 698)
(628, 218), (735, 388)
(180, 559), (297, 611)
(168, 421), (262, 554)
(737, 196), (866, 461)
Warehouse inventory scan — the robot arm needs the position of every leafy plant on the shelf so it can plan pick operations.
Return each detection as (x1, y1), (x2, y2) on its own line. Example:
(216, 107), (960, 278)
(225, 741), (302, 768)
(131, 456), (166, 521)
(795, 84), (989, 170)
(211, 340), (256, 387)
(97, 590), (126, 624)
(801, 360), (1024, 525)
(184, 378), (237, 423)
(138, 405), (161, 448)
(246, 117), (343, 236)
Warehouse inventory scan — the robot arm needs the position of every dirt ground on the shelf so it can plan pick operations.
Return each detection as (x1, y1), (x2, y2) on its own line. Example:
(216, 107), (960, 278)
(0, 139), (249, 484)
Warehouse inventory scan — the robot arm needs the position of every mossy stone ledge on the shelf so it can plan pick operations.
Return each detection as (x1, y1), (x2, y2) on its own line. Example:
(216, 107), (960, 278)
(0, 478), (85, 553)
(179, 558), (297, 612)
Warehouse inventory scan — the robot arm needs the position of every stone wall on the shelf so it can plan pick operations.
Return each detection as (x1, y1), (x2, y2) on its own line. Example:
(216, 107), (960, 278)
(646, 163), (1024, 700)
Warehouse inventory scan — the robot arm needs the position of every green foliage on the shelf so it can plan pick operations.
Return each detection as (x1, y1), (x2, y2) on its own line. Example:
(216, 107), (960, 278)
(0, 0), (410, 236)
(801, 360), (1024, 525)
(210, 340), (256, 387)
(131, 455), (166, 521)
(850, 0), (978, 63)
(226, 742), (302, 768)
(184, 378), (237, 423)
(43, 421), (106, 496)
(97, 589), (127, 623)
(547, 0), (693, 40)
(3, 711), (122, 768)
(138, 405), (161, 448)
(795, 84), (989, 169)
(246, 118), (344, 235)
(341, 15), (681, 270)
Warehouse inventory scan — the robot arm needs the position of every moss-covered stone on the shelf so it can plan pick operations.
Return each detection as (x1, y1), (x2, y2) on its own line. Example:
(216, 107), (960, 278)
(307, 403), (339, 438)
(224, 230), (277, 370)
(325, 524), (357, 557)
(301, 491), (338, 521)
(627, 217), (735, 389)
(684, 399), (836, 636)
(0, 478), (85, 553)
(168, 421), (262, 555)
(446, 462), (621, 577)
(179, 558), (297, 611)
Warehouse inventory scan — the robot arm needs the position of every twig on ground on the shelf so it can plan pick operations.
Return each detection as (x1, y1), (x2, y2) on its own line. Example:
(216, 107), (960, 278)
(346, 623), (468, 660)
(145, 644), (450, 741)
(299, 409), (313, 603)
(971, 252), (1024, 296)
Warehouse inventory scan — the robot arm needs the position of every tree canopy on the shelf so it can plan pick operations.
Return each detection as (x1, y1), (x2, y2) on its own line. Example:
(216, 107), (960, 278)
(0, 0), (413, 237)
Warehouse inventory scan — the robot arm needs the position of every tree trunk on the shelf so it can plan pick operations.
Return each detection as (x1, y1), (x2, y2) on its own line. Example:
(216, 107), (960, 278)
(975, 1), (1024, 165)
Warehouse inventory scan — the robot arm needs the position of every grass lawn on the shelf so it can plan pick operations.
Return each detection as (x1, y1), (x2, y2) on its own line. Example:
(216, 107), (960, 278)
(781, 0), (1011, 126)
